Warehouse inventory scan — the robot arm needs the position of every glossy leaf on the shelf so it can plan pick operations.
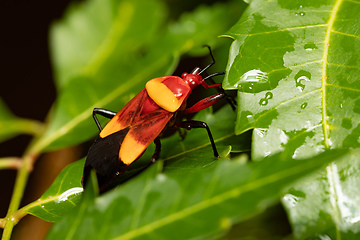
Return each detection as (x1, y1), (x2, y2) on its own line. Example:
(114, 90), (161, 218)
(31, 0), (239, 153)
(222, 0), (360, 238)
(46, 148), (347, 240)
(223, 0), (360, 156)
(282, 149), (360, 239)
(0, 98), (43, 143)
(21, 159), (84, 222)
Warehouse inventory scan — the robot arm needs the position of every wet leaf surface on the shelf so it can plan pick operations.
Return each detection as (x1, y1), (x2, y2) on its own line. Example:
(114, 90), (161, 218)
(223, 0), (360, 238)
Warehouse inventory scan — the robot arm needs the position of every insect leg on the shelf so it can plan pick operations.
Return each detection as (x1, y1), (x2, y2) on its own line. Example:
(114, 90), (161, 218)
(150, 137), (162, 163)
(93, 108), (117, 132)
(176, 120), (220, 158)
(183, 93), (226, 114)
(202, 74), (237, 111)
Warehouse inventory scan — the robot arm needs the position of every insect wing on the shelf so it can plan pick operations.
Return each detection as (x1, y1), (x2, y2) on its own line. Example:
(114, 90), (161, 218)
(119, 109), (173, 165)
(99, 89), (148, 138)
(83, 127), (130, 189)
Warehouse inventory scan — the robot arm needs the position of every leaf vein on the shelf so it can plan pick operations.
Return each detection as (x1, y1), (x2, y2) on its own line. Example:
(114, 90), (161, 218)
(327, 62), (360, 70)
(326, 83), (360, 92)
(331, 30), (360, 40)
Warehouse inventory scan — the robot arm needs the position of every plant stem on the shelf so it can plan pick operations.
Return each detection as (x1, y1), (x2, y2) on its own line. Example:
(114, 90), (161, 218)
(1, 152), (38, 240)
(0, 157), (22, 170)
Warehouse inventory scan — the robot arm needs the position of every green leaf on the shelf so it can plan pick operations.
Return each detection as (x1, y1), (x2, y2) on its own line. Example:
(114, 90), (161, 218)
(50, 0), (166, 88)
(23, 105), (249, 223)
(0, 98), (44, 143)
(31, 0), (240, 153)
(21, 159), (84, 222)
(46, 148), (347, 240)
(282, 149), (360, 239)
(222, 0), (360, 238)
(223, 0), (360, 157)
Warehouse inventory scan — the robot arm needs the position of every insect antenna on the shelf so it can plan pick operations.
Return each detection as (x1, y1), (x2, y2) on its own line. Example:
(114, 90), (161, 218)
(203, 72), (225, 81)
(198, 45), (215, 75)
(197, 45), (237, 111)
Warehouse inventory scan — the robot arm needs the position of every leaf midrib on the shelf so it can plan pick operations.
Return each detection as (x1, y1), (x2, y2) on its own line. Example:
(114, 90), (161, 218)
(322, 1), (343, 239)
(322, 0), (343, 148)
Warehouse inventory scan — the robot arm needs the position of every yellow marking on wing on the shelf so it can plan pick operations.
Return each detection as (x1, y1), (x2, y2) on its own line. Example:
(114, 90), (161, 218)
(119, 134), (147, 165)
(146, 79), (181, 112)
(99, 116), (127, 138)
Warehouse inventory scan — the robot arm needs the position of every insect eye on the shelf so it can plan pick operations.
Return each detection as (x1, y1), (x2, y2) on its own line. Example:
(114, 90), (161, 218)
(181, 72), (188, 78)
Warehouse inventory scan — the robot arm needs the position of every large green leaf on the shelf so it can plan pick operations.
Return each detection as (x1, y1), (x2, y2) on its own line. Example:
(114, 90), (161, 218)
(31, 0), (240, 153)
(223, 0), (360, 157)
(222, 0), (360, 238)
(23, 106), (250, 223)
(46, 148), (347, 240)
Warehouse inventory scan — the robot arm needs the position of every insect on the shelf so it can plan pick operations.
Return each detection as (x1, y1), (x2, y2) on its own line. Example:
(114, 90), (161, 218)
(82, 46), (234, 192)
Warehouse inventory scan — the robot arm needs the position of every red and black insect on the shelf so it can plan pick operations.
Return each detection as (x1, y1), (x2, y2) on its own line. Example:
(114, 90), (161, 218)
(82, 46), (234, 192)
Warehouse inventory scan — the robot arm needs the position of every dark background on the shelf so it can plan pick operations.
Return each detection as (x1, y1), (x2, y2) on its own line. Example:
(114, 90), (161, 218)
(0, 1), (78, 239)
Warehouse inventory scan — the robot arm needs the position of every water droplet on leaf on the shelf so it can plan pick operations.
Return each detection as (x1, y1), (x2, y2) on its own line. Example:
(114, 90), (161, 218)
(237, 69), (270, 93)
(294, 70), (311, 92)
(259, 98), (268, 106)
(301, 102), (308, 109)
(304, 42), (318, 51)
(265, 92), (273, 99)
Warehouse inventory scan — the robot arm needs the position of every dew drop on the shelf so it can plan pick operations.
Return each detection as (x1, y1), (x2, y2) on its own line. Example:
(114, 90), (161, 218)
(259, 98), (268, 106)
(295, 12), (305, 16)
(237, 69), (270, 93)
(283, 194), (300, 207)
(304, 42), (318, 51)
(295, 76), (310, 91)
(55, 187), (84, 203)
(294, 70), (311, 92)
(301, 102), (308, 109)
(339, 103), (343, 109)
(241, 69), (268, 82)
(265, 92), (273, 99)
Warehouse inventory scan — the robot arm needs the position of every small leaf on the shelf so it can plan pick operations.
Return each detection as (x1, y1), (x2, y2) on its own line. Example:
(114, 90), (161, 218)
(46, 149), (347, 240)
(22, 160), (84, 222)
